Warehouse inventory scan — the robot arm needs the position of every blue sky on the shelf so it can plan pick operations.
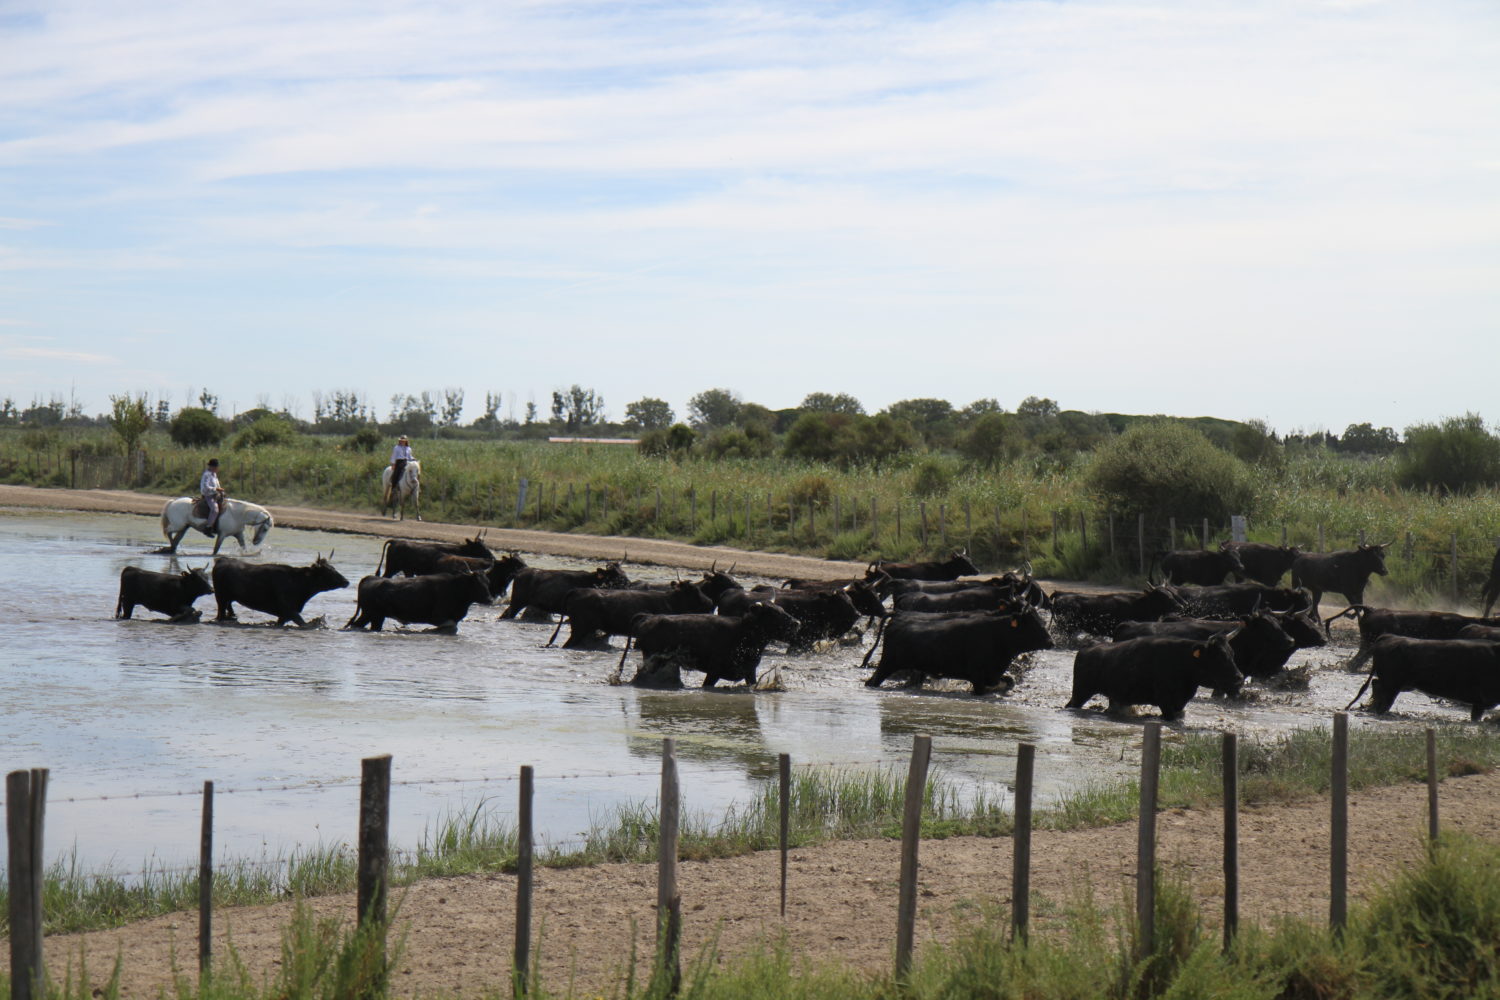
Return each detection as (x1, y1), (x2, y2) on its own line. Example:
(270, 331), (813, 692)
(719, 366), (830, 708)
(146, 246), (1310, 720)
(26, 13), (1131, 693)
(2, 0), (1497, 432)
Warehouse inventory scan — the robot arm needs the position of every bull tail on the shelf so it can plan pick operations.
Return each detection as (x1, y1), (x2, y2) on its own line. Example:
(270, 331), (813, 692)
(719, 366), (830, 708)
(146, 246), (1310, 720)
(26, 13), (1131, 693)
(375, 539), (393, 576)
(858, 615), (890, 672)
(1322, 604), (1366, 638)
(1344, 669), (1376, 712)
(546, 615), (567, 647)
(617, 634), (633, 674)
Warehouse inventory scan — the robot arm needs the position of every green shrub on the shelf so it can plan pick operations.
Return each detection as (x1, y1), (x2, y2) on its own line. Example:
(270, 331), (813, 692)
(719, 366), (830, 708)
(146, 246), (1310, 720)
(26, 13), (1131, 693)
(788, 475), (833, 508)
(230, 415), (298, 451)
(169, 407), (226, 447)
(1396, 413), (1500, 494)
(911, 457), (952, 498)
(343, 425), (383, 453)
(1086, 421), (1252, 522)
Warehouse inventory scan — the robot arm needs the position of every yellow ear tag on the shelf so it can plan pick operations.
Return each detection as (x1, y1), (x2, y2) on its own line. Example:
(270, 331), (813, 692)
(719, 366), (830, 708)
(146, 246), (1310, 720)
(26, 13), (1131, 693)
(1192, 648), (1201, 658)
(1011, 619), (1018, 628)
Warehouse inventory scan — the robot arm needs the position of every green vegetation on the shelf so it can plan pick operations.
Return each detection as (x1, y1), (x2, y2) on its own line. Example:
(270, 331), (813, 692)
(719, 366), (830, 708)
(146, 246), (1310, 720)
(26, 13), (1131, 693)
(8, 728), (1496, 940)
(5, 390), (1500, 602)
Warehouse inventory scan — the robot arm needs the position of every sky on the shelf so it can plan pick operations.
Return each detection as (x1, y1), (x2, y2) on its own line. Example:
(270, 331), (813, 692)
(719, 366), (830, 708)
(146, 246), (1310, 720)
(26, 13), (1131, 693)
(2, 0), (1497, 434)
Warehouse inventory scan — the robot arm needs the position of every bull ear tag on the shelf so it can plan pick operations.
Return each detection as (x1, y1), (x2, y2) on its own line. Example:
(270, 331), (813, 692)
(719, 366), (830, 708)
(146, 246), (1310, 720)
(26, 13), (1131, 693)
(1193, 648), (1201, 658)
(1010, 619), (1018, 628)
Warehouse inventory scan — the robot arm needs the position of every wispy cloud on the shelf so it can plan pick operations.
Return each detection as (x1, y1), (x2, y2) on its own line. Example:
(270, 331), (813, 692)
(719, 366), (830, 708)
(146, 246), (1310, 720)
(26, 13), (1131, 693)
(3, 343), (119, 365)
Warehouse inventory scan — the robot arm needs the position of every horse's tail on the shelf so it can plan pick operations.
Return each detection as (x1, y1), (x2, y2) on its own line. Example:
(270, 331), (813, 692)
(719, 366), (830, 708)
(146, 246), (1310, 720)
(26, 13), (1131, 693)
(161, 501), (173, 540)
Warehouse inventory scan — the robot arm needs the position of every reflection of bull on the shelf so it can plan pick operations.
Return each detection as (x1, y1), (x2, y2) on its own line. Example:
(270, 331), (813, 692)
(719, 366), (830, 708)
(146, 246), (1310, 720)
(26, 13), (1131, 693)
(1345, 635), (1500, 722)
(1066, 633), (1240, 720)
(115, 566), (213, 621)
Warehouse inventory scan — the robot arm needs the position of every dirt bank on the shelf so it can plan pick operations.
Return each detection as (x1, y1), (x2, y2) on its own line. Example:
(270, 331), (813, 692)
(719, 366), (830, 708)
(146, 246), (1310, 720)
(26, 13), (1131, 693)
(17, 769), (1499, 997)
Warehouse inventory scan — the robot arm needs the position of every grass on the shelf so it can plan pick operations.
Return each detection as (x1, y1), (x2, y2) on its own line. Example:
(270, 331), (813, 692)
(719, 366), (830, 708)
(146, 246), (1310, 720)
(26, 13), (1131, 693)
(7, 427), (1500, 601)
(8, 727), (1497, 940)
(18, 834), (1500, 1000)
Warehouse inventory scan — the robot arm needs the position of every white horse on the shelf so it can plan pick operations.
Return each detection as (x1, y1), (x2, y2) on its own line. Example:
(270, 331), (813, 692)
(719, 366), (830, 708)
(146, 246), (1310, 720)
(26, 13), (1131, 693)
(380, 460), (422, 520)
(160, 497), (274, 555)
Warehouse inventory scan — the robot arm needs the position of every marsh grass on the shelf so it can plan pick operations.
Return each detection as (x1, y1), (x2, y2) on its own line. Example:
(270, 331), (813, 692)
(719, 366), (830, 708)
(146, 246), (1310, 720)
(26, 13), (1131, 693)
(9, 428), (1500, 599)
(12, 726), (1498, 941)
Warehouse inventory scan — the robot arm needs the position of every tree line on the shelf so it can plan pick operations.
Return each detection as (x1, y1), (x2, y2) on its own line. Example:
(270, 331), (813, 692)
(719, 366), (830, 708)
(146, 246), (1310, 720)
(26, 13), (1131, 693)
(6, 386), (1500, 499)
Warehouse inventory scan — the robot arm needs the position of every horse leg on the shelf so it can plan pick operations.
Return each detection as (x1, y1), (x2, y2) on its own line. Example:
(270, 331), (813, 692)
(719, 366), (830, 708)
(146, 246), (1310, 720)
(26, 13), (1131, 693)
(413, 487), (422, 522)
(167, 529), (186, 553)
(212, 533), (225, 556)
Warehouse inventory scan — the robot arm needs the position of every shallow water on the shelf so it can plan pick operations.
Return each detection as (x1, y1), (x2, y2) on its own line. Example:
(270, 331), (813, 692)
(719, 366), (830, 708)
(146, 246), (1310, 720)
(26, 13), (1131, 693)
(0, 508), (1469, 877)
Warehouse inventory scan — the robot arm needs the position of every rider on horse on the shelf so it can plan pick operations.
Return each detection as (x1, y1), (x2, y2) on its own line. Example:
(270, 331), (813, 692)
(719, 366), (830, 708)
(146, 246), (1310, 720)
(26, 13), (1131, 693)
(389, 435), (414, 496)
(200, 458), (226, 535)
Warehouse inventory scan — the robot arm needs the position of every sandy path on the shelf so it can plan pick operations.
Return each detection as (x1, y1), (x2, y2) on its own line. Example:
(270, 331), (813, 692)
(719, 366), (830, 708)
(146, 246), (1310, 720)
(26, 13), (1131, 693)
(0, 484), (876, 583)
(15, 769), (1498, 997)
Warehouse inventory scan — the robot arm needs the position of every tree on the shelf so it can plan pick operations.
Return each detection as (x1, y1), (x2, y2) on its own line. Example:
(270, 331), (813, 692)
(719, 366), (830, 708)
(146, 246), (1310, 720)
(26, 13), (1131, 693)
(624, 397), (675, 431)
(799, 392), (865, 416)
(524, 401), (538, 425)
(1086, 421), (1252, 522)
(957, 398), (1003, 424)
(197, 388), (219, 414)
(152, 397), (171, 425)
(687, 388), (742, 429)
(551, 385), (606, 432)
(1016, 396), (1060, 419)
(389, 392), (437, 433)
(107, 394), (151, 456)
(638, 423), (696, 457)
(472, 392), (503, 430)
(959, 412), (1022, 468)
(1337, 423), (1399, 456)
(170, 407), (227, 447)
(1396, 413), (1500, 494)
(439, 388), (465, 428)
(884, 398), (954, 447)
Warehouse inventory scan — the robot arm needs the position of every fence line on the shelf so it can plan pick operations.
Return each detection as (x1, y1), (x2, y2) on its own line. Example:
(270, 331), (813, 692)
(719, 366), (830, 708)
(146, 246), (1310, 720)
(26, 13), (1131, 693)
(6, 721), (1460, 997)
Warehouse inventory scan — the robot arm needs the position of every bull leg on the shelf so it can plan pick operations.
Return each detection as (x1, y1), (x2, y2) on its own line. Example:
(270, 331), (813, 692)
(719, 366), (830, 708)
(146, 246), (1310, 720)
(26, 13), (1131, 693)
(1472, 704), (1485, 723)
(1064, 686), (1091, 710)
(500, 601), (523, 620)
(116, 602), (133, 619)
(215, 598), (236, 621)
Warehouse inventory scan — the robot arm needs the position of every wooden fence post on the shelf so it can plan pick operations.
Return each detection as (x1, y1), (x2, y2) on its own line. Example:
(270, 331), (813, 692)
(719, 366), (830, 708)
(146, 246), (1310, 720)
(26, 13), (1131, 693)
(1137, 723), (1162, 961)
(779, 753), (791, 917)
(1109, 514), (1116, 556)
(584, 485), (591, 523)
(358, 754), (392, 930)
(1168, 516), (1176, 553)
(1012, 744), (1035, 942)
(1331, 713), (1348, 931)
(655, 488), (661, 527)
(964, 500), (971, 542)
(1051, 511), (1060, 557)
(1318, 524), (1325, 552)
(1222, 733), (1238, 950)
(895, 735), (933, 983)
(711, 490), (717, 524)
(7, 768), (48, 1000)
(690, 486), (696, 531)
(871, 497), (878, 541)
(1426, 729), (1439, 842)
(920, 502), (928, 550)
(655, 739), (682, 996)
(1451, 534), (1460, 605)
(939, 504), (947, 548)
(896, 504), (902, 543)
(1137, 514), (1146, 577)
(514, 765), (534, 996)
(200, 781), (214, 980)
(1079, 512), (1088, 560)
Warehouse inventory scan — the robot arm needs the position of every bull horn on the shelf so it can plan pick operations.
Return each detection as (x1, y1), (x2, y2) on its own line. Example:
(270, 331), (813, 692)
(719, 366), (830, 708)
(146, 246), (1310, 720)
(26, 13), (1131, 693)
(711, 560), (717, 572)
(328, 549), (335, 561)
(728, 562), (736, 573)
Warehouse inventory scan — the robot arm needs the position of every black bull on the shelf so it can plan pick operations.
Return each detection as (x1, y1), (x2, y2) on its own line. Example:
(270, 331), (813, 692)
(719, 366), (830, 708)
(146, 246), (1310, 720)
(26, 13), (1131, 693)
(1113, 615), (1285, 693)
(1220, 541), (1302, 587)
(115, 565), (213, 621)
(619, 602), (801, 688)
(1158, 547), (1244, 586)
(1325, 605), (1500, 671)
(548, 581), (713, 648)
(344, 572), (493, 631)
(862, 607), (1054, 694)
(501, 563), (631, 619)
(213, 555), (349, 626)
(1066, 633), (1241, 720)
(377, 535), (493, 577)
(870, 549), (980, 581)
(1049, 586), (1185, 635)
(1290, 543), (1390, 613)
(1345, 636), (1500, 722)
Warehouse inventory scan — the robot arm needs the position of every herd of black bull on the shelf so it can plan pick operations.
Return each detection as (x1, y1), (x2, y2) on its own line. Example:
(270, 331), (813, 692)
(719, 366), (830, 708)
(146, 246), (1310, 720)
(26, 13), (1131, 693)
(113, 537), (1500, 722)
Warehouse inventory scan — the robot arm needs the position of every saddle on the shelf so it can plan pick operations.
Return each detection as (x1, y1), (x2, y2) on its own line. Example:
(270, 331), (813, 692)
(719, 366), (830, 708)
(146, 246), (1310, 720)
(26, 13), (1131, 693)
(193, 490), (227, 519)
